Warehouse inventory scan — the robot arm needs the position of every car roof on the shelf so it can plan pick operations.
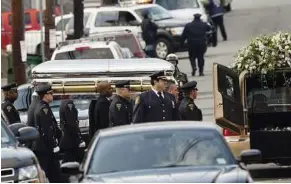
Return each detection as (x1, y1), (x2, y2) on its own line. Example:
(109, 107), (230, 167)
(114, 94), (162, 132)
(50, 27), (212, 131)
(84, 3), (157, 11)
(98, 121), (219, 137)
(55, 41), (117, 53)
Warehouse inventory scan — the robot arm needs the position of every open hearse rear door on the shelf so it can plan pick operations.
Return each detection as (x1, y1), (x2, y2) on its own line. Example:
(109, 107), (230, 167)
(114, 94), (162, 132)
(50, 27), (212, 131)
(213, 63), (244, 134)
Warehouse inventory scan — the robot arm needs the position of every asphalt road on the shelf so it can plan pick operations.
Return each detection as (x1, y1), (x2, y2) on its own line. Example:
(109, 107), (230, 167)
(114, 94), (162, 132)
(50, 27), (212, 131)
(176, 0), (291, 182)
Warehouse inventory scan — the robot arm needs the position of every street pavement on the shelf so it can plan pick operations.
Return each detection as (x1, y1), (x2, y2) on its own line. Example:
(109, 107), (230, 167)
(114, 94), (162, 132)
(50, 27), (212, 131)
(176, 0), (291, 182)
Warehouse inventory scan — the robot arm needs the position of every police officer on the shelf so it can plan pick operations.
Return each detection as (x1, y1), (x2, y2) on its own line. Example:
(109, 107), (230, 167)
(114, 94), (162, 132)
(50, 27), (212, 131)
(27, 91), (40, 128)
(90, 81), (112, 138)
(1, 83), (21, 124)
(109, 81), (133, 127)
(204, 0), (227, 44)
(181, 13), (211, 76)
(179, 81), (202, 121)
(141, 11), (158, 57)
(33, 83), (62, 183)
(165, 80), (179, 104)
(132, 71), (180, 123)
(59, 95), (86, 163)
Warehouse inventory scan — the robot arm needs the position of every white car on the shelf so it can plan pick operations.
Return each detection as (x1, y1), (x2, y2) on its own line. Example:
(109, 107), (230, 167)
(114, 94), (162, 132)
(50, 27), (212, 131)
(24, 14), (73, 55)
(51, 40), (128, 60)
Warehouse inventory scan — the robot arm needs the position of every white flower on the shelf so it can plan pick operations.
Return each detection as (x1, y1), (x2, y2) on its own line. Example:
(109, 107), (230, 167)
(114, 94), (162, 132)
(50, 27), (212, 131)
(261, 68), (267, 74)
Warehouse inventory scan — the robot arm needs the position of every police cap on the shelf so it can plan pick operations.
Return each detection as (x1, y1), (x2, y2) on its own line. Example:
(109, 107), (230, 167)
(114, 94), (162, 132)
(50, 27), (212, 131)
(194, 13), (202, 18)
(115, 80), (130, 89)
(35, 83), (53, 94)
(149, 71), (168, 81)
(180, 81), (198, 91)
(1, 83), (17, 91)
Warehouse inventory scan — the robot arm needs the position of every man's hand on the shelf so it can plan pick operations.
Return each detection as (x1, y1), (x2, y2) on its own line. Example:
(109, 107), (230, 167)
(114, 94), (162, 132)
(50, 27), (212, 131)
(53, 146), (60, 153)
(79, 141), (86, 148)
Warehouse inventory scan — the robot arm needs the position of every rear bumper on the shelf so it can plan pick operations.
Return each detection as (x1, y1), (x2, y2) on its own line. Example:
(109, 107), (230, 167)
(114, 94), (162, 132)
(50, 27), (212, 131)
(225, 136), (250, 159)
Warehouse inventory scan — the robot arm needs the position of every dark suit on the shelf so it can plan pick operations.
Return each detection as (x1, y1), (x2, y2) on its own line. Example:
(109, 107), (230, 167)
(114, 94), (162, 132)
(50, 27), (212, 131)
(90, 95), (110, 137)
(1, 99), (20, 124)
(179, 97), (202, 121)
(132, 90), (180, 123)
(109, 95), (133, 127)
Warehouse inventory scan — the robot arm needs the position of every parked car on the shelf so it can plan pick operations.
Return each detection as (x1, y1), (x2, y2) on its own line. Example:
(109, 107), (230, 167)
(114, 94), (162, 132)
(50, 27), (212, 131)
(61, 122), (260, 182)
(1, 119), (47, 182)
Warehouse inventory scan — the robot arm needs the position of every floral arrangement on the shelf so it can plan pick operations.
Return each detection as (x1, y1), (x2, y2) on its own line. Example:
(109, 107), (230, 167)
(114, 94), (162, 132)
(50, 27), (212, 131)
(231, 32), (291, 75)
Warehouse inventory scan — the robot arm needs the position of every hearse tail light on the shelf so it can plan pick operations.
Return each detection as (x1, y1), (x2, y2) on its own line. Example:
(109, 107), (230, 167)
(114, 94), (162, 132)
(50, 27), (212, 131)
(223, 128), (239, 136)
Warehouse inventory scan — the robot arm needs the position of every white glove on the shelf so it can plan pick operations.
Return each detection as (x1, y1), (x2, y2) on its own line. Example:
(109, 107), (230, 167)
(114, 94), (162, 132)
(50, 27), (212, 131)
(53, 146), (60, 153)
(79, 141), (86, 148)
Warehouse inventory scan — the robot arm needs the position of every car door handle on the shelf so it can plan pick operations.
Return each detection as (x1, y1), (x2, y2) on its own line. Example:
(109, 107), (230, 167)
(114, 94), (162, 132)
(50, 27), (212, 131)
(218, 103), (223, 106)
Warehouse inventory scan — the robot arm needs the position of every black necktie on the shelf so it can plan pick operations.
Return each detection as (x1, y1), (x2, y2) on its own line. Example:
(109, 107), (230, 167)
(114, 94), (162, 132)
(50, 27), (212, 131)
(158, 92), (164, 102)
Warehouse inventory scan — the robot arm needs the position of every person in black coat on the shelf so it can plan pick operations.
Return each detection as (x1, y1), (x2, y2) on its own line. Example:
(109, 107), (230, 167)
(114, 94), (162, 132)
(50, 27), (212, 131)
(33, 83), (62, 183)
(89, 82), (112, 138)
(109, 81), (133, 127)
(179, 81), (202, 121)
(59, 95), (86, 163)
(141, 12), (158, 57)
(181, 13), (211, 76)
(1, 83), (21, 124)
(132, 71), (181, 123)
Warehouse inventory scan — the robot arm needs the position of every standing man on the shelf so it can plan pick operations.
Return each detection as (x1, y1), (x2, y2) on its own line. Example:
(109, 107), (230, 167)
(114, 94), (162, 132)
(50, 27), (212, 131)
(206, 0), (227, 43)
(33, 83), (62, 183)
(1, 83), (21, 124)
(90, 82), (112, 138)
(59, 95), (86, 163)
(181, 13), (211, 76)
(165, 80), (179, 104)
(132, 71), (180, 123)
(109, 81), (133, 127)
(141, 12), (158, 57)
(179, 81), (202, 121)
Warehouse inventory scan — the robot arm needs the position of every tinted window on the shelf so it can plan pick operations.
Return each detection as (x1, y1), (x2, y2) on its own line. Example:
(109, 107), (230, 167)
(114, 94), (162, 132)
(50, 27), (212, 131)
(156, 0), (199, 10)
(54, 48), (114, 60)
(88, 129), (234, 174)
(135, 6), (172, 21)
(1, 119), (16, 146)
(95, 11), (119, 27)
(14, 87), (31, 111)
(24, 13), (31, 25)
(114, 34), (139, 53)
(56, 17), (71, 31)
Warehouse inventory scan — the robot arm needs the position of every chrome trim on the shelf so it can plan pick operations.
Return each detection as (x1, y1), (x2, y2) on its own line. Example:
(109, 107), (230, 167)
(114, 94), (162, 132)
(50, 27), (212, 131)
(1, 168), (15, 178)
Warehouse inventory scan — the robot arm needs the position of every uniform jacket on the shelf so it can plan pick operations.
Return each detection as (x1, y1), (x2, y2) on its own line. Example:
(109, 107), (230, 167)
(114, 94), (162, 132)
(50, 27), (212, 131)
(141, 18), (158, 45)
(181, 19), (211, 47)
(132, 90), (181, 123)
(109, 95), (133, 127)
(1, 99), (20, 124)
(59, 99), (83, 149)
(34, 100), (60, 153)
(88, 99), (97, 138)
(207, 0), (224, 18)
(90, 95), (111, 137)
(179, 97), (203, 121)
(27, 98), (40, 127)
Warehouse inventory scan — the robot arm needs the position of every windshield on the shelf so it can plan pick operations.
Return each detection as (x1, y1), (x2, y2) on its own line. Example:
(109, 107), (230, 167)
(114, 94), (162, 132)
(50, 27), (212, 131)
(155, 0), (199, 10)
(54, 48), (114, 60)
(114, 34), (140, 54)
(88, 129), (234, 174)
(135, 6), (172, 21)
(1, 119), (16, 147)
(50, 95), (96, 113)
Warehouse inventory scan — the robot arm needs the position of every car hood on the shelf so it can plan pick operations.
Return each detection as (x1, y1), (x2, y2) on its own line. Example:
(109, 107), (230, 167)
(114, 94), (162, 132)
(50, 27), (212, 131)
(155, 18), (189, 28)
(169, 8), (205, 20)
(1, 146), (37, 169)
(81, 165), (249, 183)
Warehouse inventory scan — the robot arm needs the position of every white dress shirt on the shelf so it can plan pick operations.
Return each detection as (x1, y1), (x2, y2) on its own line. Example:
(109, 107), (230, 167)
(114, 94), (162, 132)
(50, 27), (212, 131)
(151, 87), (164, 98)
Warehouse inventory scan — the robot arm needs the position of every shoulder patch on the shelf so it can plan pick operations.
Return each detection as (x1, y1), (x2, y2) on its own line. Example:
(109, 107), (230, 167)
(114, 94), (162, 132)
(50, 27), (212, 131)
(6, 106), (12, 112)
(116, 103), (122, 111)
(135, 96), (140, 105)
(43, 108), (49, 115)
(188, 104), (194, 111)
(68, 104), (73, 111)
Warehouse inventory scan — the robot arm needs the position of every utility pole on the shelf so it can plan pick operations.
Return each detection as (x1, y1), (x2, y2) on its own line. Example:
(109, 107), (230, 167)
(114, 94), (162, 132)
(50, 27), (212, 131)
(74, 0), (84, 39)
(44, 0), (55, 60)
(11, 0), (26, 85)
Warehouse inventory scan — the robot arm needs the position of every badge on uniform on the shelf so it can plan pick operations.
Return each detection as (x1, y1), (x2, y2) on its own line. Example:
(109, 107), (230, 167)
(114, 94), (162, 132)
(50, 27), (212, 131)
(172, 101), (175, 108)
(135, 96), (140, 105)
(68, 104), (73, 111)
(43, 108), (48, 115)
(6, 106), (12, 112)
(188, 104), (194, 111)
(116, 104), (122, 111)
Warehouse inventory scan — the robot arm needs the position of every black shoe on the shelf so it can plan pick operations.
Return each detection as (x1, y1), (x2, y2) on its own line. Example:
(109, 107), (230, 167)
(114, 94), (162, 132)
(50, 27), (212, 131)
(199, 72), (204, 76)
(223, 38), (227, 41)
(192, 70), (196, 76)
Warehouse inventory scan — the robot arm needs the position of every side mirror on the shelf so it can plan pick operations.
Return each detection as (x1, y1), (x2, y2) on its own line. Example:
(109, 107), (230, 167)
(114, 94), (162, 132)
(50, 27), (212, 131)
(240, 149), (262, 165)
(8, 123), (27, 137)
(18, 127), (39, 143)
(61, 162), (81, 175)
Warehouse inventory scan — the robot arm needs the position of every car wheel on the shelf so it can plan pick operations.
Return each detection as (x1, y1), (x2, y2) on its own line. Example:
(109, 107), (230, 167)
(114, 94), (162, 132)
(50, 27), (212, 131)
(155, 38), (172, 59)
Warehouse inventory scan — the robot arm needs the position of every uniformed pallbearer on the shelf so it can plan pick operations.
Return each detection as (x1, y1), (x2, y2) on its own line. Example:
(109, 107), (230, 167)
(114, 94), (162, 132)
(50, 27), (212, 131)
(59, 95), (86, 163)
(132, 71), (181, 123)
(1, 83), (21, 124)
(179, 81), (203, 121)
(109, 81), (133, 127)
(33, 83), (62, 183)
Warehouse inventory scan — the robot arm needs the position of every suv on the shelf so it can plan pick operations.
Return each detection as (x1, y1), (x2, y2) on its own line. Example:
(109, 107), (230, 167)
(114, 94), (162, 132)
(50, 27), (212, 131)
(66, 3), (215, 59)
(51, 41), (127, 60)
(1, 119), (47, 182)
